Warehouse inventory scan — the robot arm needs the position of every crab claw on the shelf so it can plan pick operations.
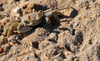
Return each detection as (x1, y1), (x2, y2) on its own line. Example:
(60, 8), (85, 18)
(17, 22), (32, 33)
(7, 22), (19, 38)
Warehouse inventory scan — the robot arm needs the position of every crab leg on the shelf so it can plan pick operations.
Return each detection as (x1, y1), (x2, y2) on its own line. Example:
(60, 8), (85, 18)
(3, 22), (14, 35)
(44, 7), (68, 13)
(3, 27), (9, 36)
(52, 12), (60, 21)
(45, 10), (60, 22)
(45, 17), (51, 25)
(3, 20), (21, 35)
(7, 22), (19, 38)
(17, 22), (32, 33)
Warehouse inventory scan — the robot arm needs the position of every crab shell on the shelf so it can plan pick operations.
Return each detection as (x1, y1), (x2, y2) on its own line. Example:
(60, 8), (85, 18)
(21, 12), (43, 27)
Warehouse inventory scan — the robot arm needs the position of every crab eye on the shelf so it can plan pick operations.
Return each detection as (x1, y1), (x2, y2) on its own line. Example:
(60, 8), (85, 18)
(36, 13), (41, 20)
(27, 16), (31, 21)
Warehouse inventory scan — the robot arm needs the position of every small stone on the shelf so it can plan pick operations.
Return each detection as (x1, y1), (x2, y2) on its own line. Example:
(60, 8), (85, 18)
(69, 28), (75, 35)
(47, 33), (58, 43)
(74, 23), (79, 26)
(32, 41), (39, 49)
(0, 47), (3, 54)
(13, 7), (21, 13)
(70, 24), (73, 28)
(29, 47), (33, 50)
(15, 17), (19, 20)
(89, 16), (91, 19)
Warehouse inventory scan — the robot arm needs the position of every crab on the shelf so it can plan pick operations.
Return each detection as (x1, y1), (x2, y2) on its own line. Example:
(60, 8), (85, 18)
(3, 8), (67, 38)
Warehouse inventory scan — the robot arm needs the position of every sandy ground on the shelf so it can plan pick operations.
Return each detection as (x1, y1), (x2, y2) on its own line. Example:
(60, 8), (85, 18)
(0, 0), (100, 61)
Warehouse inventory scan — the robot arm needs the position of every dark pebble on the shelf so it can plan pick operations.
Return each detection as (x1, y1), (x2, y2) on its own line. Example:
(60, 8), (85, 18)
(32, 41), (39, 49)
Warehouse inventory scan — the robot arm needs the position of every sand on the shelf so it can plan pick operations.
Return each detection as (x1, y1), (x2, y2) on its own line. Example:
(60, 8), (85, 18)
(0, 0), (100, 61)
